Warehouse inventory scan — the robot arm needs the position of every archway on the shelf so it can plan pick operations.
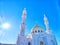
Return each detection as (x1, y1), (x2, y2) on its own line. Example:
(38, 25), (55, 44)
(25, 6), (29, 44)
(40, 41), (44, 45)
(28, 42), (31, 45)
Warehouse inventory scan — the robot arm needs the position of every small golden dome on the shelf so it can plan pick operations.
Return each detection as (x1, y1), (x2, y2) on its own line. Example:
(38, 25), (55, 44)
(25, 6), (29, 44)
(31, 24), (44, 33)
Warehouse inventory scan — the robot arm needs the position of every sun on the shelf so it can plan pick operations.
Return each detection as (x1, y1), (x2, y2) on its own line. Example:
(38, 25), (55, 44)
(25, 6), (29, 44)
(2, 23), (10, 29)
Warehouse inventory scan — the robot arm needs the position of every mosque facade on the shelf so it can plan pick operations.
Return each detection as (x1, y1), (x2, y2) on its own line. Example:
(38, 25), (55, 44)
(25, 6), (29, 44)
(16, 8), (58, 45)
(0, 8), (58, 45)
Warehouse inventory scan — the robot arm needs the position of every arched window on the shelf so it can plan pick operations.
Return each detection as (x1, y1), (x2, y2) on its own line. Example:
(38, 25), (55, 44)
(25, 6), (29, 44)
(51, 40), (55, 45)
(38, 30), (40, 33)
(35, 30), (37, 33)
(28, 42), (31, 45)
(32, 31), (34, 33)
(41, 30), (43, 32)
(40, 41), (44, 45)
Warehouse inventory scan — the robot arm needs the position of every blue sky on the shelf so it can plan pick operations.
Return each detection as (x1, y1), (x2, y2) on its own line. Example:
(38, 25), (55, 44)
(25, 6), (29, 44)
(0, 0), (60, 45)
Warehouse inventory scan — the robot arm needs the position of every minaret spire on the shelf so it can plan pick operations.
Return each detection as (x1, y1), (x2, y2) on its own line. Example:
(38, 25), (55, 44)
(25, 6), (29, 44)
(20, 8), (27, 36)
(44, 14), (50, 33)
(22, 8), (26, 23)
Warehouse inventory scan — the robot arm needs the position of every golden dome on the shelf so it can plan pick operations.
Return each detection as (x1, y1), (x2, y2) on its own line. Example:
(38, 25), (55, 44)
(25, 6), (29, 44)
(31, 24), (44, 33)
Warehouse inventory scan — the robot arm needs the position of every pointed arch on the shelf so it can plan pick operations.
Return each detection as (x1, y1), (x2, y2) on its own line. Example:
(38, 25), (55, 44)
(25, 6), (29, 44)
(28, 42), (31, 45)
(40, 41), (44, 45)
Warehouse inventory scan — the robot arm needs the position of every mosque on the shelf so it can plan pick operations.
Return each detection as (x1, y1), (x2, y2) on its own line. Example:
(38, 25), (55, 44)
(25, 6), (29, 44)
(0, 8), (58, 45)
(16, 8), (58, 45)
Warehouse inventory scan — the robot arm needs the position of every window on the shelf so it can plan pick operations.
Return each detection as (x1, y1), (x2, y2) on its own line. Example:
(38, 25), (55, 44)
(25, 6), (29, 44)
(28, 42), (31, 45)
(40, 41), (44, 45)
(38, 30), (40, 32)
(51, 40), (55, 45)
(32, 31), (34, 33)
(35, 30), (37, 33)
(41, 30), (43, 32)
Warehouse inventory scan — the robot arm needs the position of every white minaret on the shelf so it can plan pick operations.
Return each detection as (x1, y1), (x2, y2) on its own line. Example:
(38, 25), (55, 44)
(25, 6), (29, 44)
(44, 14), (50, 33)
(20, 8), (27, 36)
